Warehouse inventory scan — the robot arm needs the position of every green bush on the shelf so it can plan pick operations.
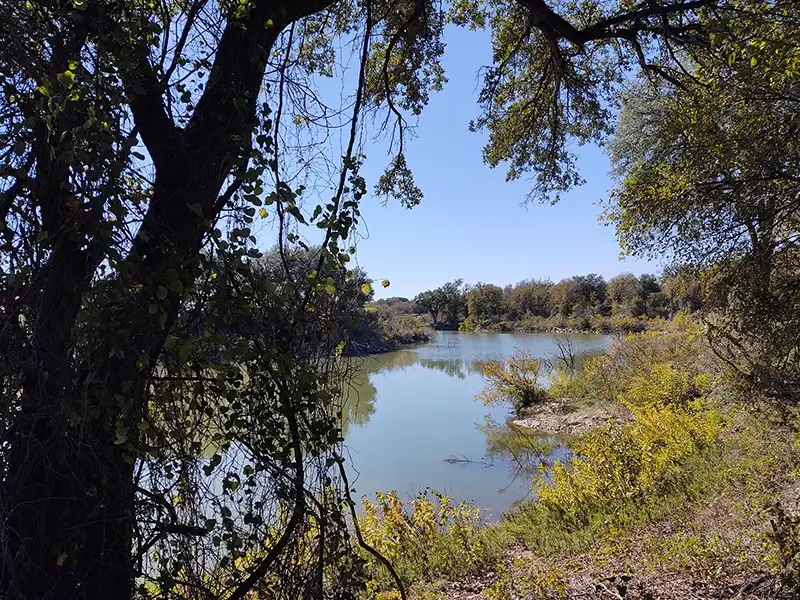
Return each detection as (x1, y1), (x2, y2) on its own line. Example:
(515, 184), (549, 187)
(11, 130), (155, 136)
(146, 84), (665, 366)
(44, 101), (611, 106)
(477, 352), (549, 411)
(534, 400), (723, 527)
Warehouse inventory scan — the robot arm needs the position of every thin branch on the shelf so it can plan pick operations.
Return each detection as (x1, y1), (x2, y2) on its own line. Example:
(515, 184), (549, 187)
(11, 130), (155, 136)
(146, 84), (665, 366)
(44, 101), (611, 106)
(314, 0), (374, 279)
(338, 461), (408, 600)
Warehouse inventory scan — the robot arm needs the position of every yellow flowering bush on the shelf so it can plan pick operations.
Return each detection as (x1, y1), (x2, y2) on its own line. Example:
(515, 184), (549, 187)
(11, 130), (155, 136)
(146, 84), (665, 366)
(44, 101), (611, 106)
(622, 362), (712, 408)
(359, 490), (493, 595)
(534, 399), (724, 526)
(547, 320), (715, 405)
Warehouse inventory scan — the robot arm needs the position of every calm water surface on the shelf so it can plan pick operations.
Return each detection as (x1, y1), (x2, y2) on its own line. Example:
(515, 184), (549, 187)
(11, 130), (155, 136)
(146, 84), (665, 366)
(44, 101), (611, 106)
(341, 331), (611, 520)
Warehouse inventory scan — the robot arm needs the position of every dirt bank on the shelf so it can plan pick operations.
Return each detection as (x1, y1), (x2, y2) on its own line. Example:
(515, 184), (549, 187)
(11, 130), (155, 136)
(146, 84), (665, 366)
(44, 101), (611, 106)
(511, 400), (627, 435)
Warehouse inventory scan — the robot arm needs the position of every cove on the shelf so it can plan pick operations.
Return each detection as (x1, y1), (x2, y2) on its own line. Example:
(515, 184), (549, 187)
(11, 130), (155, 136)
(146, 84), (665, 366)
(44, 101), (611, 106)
(341, 331), (612, 520)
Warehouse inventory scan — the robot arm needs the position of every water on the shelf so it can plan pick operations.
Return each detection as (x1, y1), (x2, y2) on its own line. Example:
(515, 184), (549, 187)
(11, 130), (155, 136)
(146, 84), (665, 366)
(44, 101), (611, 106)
(340, 331), (612, 520)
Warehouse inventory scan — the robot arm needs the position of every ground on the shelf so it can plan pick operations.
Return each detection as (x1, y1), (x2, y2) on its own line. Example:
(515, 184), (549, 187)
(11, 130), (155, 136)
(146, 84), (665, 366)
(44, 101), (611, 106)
(512, 400), (627, 435)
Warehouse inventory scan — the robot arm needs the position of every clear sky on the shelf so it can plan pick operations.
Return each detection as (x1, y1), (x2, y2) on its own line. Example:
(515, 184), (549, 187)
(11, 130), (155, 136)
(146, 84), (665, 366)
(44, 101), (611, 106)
(346, 25), (659, 300)
(265, 25), (660, 299)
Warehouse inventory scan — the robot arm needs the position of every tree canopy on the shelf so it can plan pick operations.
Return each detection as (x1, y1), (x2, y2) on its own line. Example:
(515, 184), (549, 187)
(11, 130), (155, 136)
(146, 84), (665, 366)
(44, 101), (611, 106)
(2, 0), (799, 598)
(606, 8), (800, 401)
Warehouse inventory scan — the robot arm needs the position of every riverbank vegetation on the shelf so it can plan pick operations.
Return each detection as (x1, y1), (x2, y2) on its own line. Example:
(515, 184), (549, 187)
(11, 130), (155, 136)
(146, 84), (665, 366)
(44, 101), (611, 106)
(2, 0), (799, 598)
(348, 299), (434, 355)
(389, 269), (704, 334)
(361, 322), (800, 599)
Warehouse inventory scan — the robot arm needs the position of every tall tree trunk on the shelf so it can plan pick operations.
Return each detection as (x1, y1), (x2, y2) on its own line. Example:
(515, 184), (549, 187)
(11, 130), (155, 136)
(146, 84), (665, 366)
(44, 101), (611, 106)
(2, 2), (337, 598)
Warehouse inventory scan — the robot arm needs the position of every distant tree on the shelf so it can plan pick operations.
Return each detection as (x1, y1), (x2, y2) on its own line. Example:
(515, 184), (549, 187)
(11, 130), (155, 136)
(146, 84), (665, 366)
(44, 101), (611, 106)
(550, 274), (606, 317)
(414, 279), (466, 328)
(466, 283), (507, 323)
(634, 273), (662, 317)
(662, 267), (704, 316)
(607, 273), (639, 316)
(414, 289), (444, 326)
(508, 279), (553, 319)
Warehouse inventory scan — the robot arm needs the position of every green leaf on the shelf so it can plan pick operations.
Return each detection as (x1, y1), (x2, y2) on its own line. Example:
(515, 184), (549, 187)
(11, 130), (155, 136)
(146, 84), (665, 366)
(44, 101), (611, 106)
(148, 303), (159, 314)
(114, 426), (130, 445)
(57, 70), (75, 89)
(156, 285), (168, 300)
(37, 84), (50, 97)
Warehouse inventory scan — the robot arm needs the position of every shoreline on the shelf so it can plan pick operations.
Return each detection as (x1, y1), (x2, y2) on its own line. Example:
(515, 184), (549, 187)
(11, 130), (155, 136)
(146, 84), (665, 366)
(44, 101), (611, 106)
(510, 400), (628, 435)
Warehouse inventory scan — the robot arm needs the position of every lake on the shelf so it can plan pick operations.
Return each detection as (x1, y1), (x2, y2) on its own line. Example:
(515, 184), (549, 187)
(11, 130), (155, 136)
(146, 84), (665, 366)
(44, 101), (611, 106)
(341, 331), (612, 520)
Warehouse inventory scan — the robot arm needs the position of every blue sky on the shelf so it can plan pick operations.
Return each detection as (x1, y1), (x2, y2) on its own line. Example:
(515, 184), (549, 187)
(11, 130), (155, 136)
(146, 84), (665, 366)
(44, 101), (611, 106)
(345, 25), (658, 299)
(254, 25), (660, 299)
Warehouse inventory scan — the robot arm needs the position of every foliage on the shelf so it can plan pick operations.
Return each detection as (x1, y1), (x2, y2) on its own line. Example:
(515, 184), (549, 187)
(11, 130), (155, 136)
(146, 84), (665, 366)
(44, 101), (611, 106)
(477, 353), (549, 412)
(359, 490), (495, 596)
(3, 0), (799, 596)
(480, 558), (568, 600)
(554, 321), (713, 402)
(534, 401), (723, 528)
(605, 5), (800, 404)
(466, 283), (507, 324)
(347, 308), (433, 355)
(492, 324), (799, 567)
(418, 269), (707, 333)
(414, 280), (467, 329)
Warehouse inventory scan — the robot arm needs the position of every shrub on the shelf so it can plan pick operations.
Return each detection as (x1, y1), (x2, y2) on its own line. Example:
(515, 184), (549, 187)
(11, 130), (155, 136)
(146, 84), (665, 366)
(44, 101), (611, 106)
(459, 316), (477, 332)
(359, 490), (495, 595)
(477, 353), (549, 411)
(547, 321), (715, 404)
(534, 401), (723, 527)
(622, 362), (713, 408)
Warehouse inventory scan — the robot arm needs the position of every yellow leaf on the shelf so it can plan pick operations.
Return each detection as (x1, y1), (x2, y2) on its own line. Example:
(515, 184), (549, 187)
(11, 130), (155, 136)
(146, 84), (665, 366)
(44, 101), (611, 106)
(56, 553), (67, 567)
(258, 207), (267, 219)
(361, 283), (372, 295)
(381, 279), (390, 288)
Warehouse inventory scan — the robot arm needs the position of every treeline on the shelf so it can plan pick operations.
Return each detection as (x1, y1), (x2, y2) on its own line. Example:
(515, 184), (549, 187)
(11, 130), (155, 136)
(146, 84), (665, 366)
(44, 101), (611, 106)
(373, 269), (703, 333)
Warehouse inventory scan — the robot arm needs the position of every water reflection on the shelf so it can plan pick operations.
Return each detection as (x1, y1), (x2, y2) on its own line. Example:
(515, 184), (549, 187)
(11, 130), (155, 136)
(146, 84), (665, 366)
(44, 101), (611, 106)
(338, 331), (611, 517)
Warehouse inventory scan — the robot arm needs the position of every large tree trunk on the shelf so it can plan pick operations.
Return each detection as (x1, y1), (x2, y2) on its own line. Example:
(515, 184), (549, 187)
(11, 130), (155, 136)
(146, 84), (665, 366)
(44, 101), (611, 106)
(3, 2), (340, 595)
(5, 417), (135, 600)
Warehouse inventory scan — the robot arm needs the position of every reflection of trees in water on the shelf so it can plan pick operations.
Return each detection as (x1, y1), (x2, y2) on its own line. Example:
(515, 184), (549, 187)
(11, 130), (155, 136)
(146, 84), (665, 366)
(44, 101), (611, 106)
(339, 366), (377, 438)
(337, 342), (607, 437)
(478, 417), (565, 498)
(416, 358), (483, 379)
(338, 351), (485, 433)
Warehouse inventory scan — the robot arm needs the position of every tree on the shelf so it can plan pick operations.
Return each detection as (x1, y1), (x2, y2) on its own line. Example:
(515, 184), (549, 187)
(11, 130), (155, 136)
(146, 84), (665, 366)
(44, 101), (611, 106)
(662, 267), (704, 316)
(466, 283), (507, 323)
(2, 0), (791, 597)
(607, 273), (639, 316)
(549, 274), (606, 317)
(606, 9), (800, 401)
(508, 279), (552, 319)
(414, 288), (445, 327)
(414, 279), (466, 328)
